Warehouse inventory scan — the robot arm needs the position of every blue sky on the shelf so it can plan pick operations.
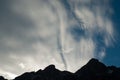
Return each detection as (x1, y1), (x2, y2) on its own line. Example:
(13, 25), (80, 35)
(103, 0), (120, 67)
(0, 0), (120, 79)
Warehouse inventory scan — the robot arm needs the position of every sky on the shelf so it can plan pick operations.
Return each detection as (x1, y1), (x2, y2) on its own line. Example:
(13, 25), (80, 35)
(0, 0), (120, 79)
(103, 0), (120, 67)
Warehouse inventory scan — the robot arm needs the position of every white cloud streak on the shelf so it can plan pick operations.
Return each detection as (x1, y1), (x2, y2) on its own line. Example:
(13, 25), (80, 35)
(0, 0), (115, 79)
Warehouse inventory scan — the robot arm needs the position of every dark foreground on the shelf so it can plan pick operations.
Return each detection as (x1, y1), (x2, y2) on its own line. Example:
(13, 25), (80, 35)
(1, 58), (120, 80)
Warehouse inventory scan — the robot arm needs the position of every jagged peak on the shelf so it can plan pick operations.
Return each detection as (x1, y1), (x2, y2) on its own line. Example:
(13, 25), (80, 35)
(88, 58), (99, 63)
(86, 58), (106, 67)
(44, 64), (56, 71)
(75, 58), (107, 75)
(1, 58), (120, 80)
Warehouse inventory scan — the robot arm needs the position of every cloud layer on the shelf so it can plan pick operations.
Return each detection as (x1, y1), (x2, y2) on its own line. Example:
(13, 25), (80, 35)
(0, 0), (115, 79)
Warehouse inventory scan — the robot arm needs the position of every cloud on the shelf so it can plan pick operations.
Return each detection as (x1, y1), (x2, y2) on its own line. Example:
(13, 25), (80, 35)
(0, 69), (17, 79)
(0, 0), (115, 79)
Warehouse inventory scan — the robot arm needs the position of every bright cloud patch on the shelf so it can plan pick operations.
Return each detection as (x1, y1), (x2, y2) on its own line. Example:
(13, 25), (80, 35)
(0, 0), (115, 79)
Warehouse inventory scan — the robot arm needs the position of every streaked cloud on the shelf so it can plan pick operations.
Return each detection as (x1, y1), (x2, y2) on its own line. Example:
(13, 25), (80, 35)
(0, 0), (115, 79)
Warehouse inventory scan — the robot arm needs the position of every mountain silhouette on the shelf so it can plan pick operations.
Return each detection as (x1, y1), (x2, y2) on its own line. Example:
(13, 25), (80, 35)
(0, 58), (120, 80)
(0, 76), (7, 80)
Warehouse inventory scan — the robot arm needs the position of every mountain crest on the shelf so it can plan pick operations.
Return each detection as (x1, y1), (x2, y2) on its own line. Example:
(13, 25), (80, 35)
(44, 64), (56, 71)
(75, 58), (107, 75)
(1, 58), (120, 80)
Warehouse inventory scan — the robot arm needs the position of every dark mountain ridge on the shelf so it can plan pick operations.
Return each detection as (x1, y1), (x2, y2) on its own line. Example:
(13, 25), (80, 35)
(1, 58), (120, 80)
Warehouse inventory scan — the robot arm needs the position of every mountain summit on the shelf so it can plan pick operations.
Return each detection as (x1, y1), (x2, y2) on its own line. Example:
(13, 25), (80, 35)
(1, 58), (120, 80)
(76, 58), (107, 74)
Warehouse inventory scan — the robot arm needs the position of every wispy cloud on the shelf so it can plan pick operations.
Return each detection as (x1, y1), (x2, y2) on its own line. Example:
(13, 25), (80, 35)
(0, 0), (115, 79)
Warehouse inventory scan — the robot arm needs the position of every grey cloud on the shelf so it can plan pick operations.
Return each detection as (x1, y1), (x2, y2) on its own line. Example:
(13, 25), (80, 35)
(0, 0), (115, 79)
